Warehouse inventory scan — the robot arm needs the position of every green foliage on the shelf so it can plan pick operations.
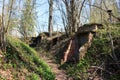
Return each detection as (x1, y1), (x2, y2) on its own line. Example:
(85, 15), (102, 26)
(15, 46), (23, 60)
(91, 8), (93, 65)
(27, 73), (40, 80)
(62, 58), (90, 79)
(91, 38), (111, 55)
(19, 0), (36, 39)
(65, 23), (120, 79)
(6, 36), (55, 80)
(64, 39), (109, 79)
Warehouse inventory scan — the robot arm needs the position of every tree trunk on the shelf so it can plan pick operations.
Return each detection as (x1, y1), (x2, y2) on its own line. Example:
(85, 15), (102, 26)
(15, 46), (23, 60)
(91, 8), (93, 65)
(0, 0), (6, 52)
(0, 16), (2, 50)
(48, 0), (53, 37)
(62, 0), (86, 35)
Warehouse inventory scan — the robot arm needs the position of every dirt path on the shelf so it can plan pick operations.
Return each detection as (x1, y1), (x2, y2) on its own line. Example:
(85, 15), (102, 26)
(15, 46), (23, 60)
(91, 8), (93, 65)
(40, 55), (68, 80)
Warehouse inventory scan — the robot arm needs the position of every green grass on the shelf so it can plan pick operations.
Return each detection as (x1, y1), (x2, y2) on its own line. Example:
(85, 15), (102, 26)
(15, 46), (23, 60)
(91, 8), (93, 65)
(5, 36), (55, 80)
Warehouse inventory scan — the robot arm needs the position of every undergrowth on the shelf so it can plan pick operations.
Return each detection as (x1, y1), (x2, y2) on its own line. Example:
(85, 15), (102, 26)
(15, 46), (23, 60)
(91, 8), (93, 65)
(3, 36), (55, 80)
(62, 23), (120, 80)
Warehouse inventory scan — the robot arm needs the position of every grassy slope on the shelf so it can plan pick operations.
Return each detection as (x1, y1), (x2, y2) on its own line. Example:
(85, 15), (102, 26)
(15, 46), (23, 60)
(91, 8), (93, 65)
(0, 36), (55, 80)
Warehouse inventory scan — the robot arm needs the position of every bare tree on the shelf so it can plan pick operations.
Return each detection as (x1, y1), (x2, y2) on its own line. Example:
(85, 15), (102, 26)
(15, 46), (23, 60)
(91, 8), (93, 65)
(56, 0), (86, 35)
(19, 0), (36, 43)
(5, 0), (14, 33)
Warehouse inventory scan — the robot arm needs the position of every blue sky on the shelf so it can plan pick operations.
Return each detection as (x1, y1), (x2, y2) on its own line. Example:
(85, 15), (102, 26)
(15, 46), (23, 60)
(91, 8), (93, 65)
(35, 0), (49, 32)
(35, 0), (63, 33)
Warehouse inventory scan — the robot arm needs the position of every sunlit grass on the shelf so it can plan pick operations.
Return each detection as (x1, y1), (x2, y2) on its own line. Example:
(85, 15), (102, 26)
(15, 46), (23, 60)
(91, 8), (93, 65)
(6, 36), (55, 80)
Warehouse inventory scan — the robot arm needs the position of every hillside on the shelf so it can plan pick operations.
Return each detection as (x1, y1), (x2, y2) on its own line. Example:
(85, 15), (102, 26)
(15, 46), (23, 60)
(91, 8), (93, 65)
(0, 23), (119, 80)
(34, 23), (120, 80)
(58, 23), (120, 80)
(0, 0), (120, 80)
(0, 36), (55, 80)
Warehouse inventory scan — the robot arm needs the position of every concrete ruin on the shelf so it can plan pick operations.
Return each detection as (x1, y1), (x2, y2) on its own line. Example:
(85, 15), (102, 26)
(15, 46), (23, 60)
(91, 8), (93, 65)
(77, 24), (103, 59)
(29, 23), (103, 64)
(61, 23), (103, 64)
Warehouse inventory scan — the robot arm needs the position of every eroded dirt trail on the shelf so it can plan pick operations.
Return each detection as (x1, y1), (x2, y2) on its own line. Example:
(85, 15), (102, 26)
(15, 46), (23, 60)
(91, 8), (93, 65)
(40, 55), (67, 80)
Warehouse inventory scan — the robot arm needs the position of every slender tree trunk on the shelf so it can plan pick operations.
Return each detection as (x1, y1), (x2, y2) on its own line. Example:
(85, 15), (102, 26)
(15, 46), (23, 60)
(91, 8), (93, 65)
(89, 0), (92, 22)
(0, 0), (6, 52)
(0, 16), (2, 50)
(5, 0), (14, 33)
(48, 0), (53, 37)
(63, 0), (86, 35)
(100, 0), (103, 23)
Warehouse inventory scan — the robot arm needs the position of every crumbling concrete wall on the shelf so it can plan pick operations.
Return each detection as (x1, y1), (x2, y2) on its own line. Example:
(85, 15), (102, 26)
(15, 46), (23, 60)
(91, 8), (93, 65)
(61, 24), (102, 64)
(77, 23), (103, 60)
(77, 32), (93, 59)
